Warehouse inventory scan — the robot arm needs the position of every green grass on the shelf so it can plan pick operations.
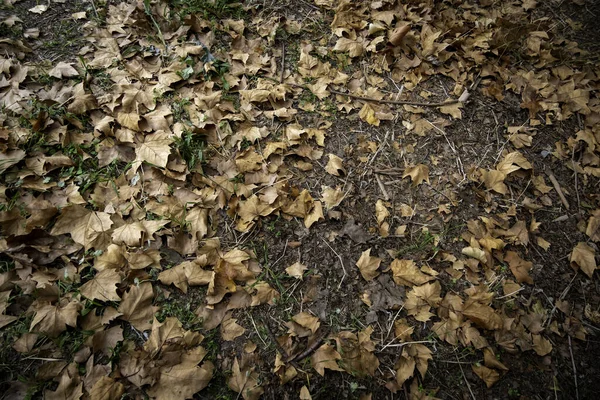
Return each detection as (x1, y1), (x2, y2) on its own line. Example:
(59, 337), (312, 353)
(175, 131), (207, 171)
(168, 0), (245, 20)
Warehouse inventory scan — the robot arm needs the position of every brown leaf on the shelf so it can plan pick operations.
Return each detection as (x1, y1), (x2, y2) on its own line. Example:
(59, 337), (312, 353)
(118, 282), (154, 331)
(135, 131), (173, 168)
(403, 164), (430, 186)
(356, 248), (381, 281)
(30, 298), (81, 337)
(311, 343), (343, 376)
(325, 154), (346, 176)
(45, 363), (83, 400)
(221, 314), (246, 341)
(80, 269), (122, 302)
(89, 376), (124, 400)
(504, 251), (534, 284)
(228, 357), (263, 400)
(391, 259), (435, 286)
(570, 242), (597, 278)
(389, 24), (410, 46)
(285, 262), (307, 279)
(472, 364), (500, 388)
(51, 205), (113, 250)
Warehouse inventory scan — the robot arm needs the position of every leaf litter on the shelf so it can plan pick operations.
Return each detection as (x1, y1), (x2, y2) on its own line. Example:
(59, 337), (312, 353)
(0, 0), (600, 398)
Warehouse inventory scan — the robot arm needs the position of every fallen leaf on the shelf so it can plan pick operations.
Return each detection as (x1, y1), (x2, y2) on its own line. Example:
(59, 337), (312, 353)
(311, 343), (343, 376)
(285, 262), (307, 279)
(570, 242), (597, 278)
(356, 248), (381, 281)
(403, 164), (430, 186)
(325, 154), (345, 176)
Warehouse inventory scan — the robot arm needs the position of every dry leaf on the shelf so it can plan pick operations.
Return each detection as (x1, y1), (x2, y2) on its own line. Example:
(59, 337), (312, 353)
(285, 262), (307, 279)
(570, 242), (597, 278)
(403, 164), (430, 186)
(325, 154), (345, 176)
(356, 249), (381, 281)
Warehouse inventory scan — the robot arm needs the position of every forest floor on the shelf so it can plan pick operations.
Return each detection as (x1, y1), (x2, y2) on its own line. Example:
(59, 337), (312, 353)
(1, 0), (600, 399)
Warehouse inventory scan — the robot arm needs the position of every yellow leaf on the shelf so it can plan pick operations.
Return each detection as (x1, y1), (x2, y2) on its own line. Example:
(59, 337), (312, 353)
(358, 103), (380, 126)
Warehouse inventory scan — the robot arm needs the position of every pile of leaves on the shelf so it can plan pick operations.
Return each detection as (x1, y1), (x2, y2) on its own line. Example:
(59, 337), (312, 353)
(0, 0), (599, 398)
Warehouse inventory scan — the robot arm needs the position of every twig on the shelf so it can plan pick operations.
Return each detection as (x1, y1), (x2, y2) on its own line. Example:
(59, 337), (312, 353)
(286, 328), (329, 363)
(568, 335), (579, 400)
(263, 318), (290, 358)
(572, 147), (581, 212)
(456, 352), (476, 400)
(376, 173), (390, 201)
(329, 89), (460, 107)
(280, 42), (285, 83)
(321, 238), (347, 290)
(544, 272), (577, 328)
(249, 313), (268, 347)
(547, 171), (570, 210)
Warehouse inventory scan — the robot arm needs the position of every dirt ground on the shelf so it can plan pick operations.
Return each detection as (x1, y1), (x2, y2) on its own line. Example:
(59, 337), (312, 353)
(1, 0), (599, 399)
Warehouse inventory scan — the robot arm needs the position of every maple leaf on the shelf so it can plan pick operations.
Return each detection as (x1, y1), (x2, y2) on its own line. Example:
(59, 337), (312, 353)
(30, 298), (82, 337)
(228, 357), (263, 400)
(311, 343), (343, 376)
(51, 205), (113, 250)
(356, 248), (381, 281)
(285, 262), (307, 279)
(111, 221), (146, 246)
(292, 312), (320, 334)
(321, 186), (345, 210)
(325, 153), (346, 176)
(403, 164), (430, 186)
(44, 363), (83, 400)
(504, 251), (533, 284)
(89, 376), (125, 400)
(391, 259), (436, 286)
(185, 207), (209, 240)
(135, 131), (173, 168)
(472, 364), (500, 388)
(118, 282), (155, 331)
(221, 314), (246, 341)
(80, 269), (122, 302)
(359, 103), (380, 126)
(570, 242), (597, 278)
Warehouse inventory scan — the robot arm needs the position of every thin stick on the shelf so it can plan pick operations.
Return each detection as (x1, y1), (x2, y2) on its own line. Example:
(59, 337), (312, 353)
(572, 148), (581, 212)
(280, 42), (285, 83)
(329, 89), (460, 107)
(321, 238), (347, 290)
(376, 174), (390, 200)
(249, 313), (268, 347)
(286, 329), (329, 363)
(456, 352), (476, 400)
(568, 336), (579, 400)
(547, 171), (570, 210)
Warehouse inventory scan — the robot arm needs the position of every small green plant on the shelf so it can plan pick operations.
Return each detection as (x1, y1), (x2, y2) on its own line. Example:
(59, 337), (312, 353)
(168, 0), (245, 20)
(175, 131), (206, 170)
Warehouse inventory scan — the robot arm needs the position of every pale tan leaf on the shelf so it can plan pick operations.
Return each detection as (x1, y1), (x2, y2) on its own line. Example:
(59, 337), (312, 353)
(356, 248), (381, 281)
(570, 242), (597, 278)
